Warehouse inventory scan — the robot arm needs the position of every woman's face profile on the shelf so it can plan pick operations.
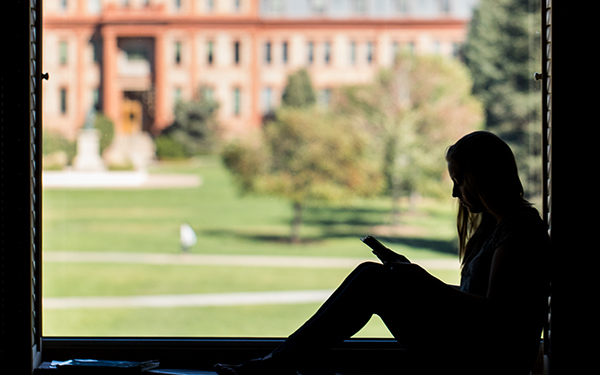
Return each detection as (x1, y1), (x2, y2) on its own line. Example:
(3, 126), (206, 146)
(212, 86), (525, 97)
(447, 160), (485, 213)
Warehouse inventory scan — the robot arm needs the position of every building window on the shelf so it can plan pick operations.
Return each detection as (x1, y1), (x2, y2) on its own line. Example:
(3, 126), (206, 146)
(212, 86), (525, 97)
(265, 41), (272, 64)
(311, 0), (326, 14)
(93, 87), (100, 109)
(282, 41), (288, 64)
(367, 41), (374, 64)
(393, 0), (410, 14)
(324, 41), (331, 65)
(234, 0), (242, 12)
(434, 40), (442, 54)
(266, 0), (284, 14)
(318, 88), (332, 108)
(174, 87), (183, 103)
(207, 0), (215, 12)
(60, 0), (68, 11)
(438, 0), (451, 14)
(234, 41), (241, 65)
(175, 41), (182, 65)
(261, 87), (273, 114)
(60, 88), (68, 114)
(201, 86), (214, 101)
(207, 40), (214, 65)
(452, 42), (461, 57)
(233, 87), (241, 115)
(59, 40), (68, 65)
(352, 0), (367, 14)
(308, 41), (314, 65)
(174, 0), (182, 11)
(36, 0), (546, 343)
(88, 0), (101, 14)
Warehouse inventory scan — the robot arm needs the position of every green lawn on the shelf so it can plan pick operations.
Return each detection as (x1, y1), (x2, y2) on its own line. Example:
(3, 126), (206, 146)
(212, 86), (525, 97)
(44, 303), (396, 337)
(42, 156), (460, 337)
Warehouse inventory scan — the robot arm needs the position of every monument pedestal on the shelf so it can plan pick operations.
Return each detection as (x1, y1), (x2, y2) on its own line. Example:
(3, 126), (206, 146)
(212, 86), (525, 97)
(103, 132), (156, 170)
(73, 128), (106, 171)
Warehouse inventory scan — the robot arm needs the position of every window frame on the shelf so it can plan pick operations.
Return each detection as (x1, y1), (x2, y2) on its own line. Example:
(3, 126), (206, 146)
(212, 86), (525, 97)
(207, 39), (214, 65)
(59, 87), (68, 114)
(174, 40), (182, 65)
(264, 40), (272, 64)
(282, 40), (288, 64)
(234, 40), (241, 65)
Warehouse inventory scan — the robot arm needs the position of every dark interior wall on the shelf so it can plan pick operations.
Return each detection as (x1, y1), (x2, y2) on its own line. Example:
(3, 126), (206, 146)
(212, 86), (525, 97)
(547, 2), (598, 374)
(0, 0), (43, 372)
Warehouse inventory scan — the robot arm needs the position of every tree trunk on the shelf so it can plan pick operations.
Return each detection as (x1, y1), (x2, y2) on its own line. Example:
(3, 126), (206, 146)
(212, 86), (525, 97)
(290, 201), (303, 243)
(391, 173), (401, 226)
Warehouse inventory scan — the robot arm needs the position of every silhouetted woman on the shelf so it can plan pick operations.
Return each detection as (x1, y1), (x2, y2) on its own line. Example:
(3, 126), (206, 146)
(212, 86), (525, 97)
(214, 131), (549, 375)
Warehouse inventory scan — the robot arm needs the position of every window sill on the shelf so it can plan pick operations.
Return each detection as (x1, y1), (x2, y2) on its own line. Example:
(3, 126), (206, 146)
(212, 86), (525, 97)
(39, 337), (429, 374)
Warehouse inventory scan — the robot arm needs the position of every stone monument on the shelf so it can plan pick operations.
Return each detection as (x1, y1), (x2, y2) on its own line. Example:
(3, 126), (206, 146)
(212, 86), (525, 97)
(73, 109), (106, 171)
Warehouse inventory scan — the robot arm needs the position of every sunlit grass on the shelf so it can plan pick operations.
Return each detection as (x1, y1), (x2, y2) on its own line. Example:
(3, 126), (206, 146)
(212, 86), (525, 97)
(44, 263), (460, 298)
(43, 303), (395, 337)
(42, 156), (460, 337)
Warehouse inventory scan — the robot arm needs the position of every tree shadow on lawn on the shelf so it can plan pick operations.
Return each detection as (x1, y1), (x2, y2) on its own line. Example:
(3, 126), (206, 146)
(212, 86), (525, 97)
(203, 228), (456, 255)
(203, 202), (457, 256)
(302, 206), (391, 227)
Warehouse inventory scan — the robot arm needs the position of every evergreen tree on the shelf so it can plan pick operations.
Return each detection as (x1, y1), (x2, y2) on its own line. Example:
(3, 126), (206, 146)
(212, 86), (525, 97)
(281, 69), (316, 108)
(463, 0), (542, 199)
(161, 88), (220, 156)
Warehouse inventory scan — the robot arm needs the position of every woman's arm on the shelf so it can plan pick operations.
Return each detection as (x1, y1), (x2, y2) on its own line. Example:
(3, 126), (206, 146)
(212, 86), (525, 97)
(487, 240), (547, 305)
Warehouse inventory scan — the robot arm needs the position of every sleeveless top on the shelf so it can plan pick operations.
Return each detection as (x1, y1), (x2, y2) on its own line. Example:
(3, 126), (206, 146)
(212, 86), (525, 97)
(459, 206), (549, 297)
(456, 206), (550, 374)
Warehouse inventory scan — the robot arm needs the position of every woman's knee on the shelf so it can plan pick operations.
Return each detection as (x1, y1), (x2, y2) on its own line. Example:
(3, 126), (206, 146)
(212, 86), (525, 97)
(351, 261), (385, 278)
(355, 261), (383, 271)
(351, 261), (389, 285)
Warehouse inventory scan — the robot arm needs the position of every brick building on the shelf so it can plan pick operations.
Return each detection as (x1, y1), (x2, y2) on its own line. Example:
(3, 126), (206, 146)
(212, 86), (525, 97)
(42, 0), (477, 142)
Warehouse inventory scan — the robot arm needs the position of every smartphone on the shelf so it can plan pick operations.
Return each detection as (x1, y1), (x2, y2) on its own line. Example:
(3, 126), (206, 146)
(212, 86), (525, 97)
(360, 235), (409, 263)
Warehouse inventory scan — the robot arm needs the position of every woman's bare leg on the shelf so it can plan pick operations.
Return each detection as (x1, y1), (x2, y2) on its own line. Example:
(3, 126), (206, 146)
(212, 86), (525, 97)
(215, 261), (452, 374)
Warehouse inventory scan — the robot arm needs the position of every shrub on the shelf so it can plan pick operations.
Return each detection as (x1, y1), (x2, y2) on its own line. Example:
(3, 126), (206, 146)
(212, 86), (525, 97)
(42, 130), (76, 169)
(155, 135), (190, 160)
(161, 94), (220, 156)
(93, 112), (115, 154)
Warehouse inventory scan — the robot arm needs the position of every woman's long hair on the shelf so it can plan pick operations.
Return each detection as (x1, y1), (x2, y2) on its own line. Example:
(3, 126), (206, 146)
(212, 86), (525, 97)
(446, 131), (530, 270)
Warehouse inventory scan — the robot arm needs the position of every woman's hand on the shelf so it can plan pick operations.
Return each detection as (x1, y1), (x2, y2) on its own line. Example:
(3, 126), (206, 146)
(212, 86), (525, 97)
(383, 256), (411, 270)
(386, 253), (411, 264)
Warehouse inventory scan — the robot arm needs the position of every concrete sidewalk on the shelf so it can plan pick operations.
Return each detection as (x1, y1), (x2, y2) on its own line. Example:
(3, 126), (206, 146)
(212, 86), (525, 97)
(44, 289), (334, 310)
(43, 171), (202, 189)
(44, 251), (459, 270)
(43, 252), (459, 309)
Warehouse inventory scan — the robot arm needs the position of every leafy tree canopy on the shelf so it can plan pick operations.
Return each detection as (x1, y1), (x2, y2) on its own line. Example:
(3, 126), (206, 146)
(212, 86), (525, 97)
(334, 53), (483, 220)
(463, 0), (541, 197)
(222, 70), (382, 242)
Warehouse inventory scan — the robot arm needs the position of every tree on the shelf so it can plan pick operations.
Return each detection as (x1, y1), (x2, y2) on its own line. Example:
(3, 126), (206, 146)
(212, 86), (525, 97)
(334, 53), (483, 223)
(281, 68), (316, 108)
(160, 88), (220, 156)
(94, 112), (115, 155)
(222, 70), (382, 243)
(462, 0), (541, 198)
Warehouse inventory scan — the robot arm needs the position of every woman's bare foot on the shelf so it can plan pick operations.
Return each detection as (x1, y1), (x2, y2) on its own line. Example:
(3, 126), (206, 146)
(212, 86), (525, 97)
(213, 355), (298, 375)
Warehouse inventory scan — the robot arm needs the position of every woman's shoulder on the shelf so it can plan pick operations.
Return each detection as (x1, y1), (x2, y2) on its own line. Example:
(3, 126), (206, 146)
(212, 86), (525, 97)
(495, 206), (548, 246)
(504, 206), (545, 228)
